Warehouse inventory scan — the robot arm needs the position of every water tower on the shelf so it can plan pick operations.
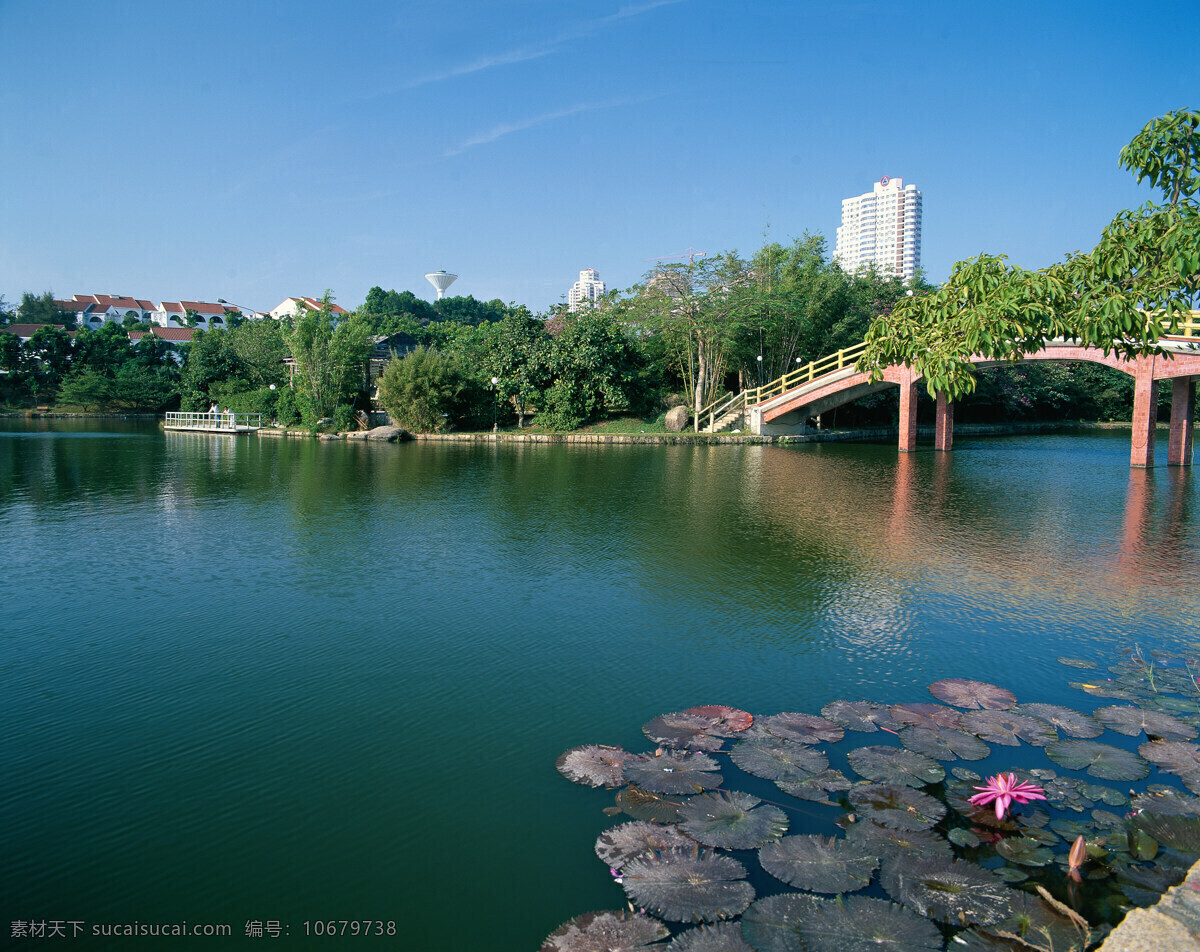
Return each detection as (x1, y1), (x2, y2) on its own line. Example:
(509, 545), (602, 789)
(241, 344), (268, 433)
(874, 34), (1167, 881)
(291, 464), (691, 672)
(425, 271), (458, 300)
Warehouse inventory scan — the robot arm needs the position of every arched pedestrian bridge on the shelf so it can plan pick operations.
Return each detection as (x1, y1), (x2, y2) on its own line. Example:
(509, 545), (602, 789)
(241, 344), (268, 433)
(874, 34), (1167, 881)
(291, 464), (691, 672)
(701, 312), (1200, 468)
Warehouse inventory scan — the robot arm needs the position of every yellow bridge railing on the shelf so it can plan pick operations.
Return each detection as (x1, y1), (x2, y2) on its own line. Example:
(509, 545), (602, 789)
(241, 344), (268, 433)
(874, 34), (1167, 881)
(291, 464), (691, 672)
(697, 310), (1200, 432)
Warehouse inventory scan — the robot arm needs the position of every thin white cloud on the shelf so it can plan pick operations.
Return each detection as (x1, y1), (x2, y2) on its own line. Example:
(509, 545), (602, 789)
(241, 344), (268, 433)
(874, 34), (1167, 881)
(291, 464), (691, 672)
(404, 0), (686, 88)
(443, 102), (608, 156)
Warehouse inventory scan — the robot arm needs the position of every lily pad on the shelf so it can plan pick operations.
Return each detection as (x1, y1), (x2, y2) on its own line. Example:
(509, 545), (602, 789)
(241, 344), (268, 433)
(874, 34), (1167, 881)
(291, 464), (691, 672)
(729, 736), (828, 782)
(1058, 657), (1098, 669)
(620, 848), (754, 923)
(739, 893), (822, 952)
(1094, 705), (1198, 741)
(820, 700), (901, 733)
(557, 745), (630, 788)
(541, 910), (670, 952)
(961, 710), (1057, 747)
(929, 678), (1017, 710)
(1070, 681), (1141, 701)
(643, 713), (731, 752)
(1132, 813), (1200, 854)
(760, 712), (844, 744)
(900, 726), (991, 761)
(994, 836), (1055, 867)
(775, 768), (853, 803)
(796, 895), (943, 952)
(845, 820), (953, 861)
(847, 745), (944, 787)
(758, 835), (877, 894)
(624, 752), (723, 794)
(678, 790), (788, 850)
(1045, 739), (1151, 781)
(615, 786), (684, 823)
(949, 827), (982, 848)
(596, 821), (696, 869)
(889, 702), (963, 730)
(665, 922), (753, 952)
(683, 706), (754, 733)
(1017, 703), (1104, 739)
(880, 856), (1014, 926)
(848, 783), (946, 831)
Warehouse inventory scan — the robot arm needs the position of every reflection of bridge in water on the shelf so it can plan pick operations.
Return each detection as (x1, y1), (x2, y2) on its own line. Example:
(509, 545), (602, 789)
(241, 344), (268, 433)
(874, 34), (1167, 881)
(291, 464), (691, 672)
(706, 313), (1200, 468)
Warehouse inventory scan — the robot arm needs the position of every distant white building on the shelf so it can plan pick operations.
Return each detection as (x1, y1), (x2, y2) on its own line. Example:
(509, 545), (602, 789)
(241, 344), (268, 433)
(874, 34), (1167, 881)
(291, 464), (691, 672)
(834, 176), (922, 281)
(568, 269), (606, 311)
(53, 294), (261, 329)
(269, 297), (351, 320)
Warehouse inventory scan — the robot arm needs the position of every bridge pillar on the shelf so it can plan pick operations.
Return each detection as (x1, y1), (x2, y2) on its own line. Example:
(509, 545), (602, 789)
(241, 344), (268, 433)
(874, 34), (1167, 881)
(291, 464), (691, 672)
(898, 377), (918, 452)
(934, 392), (953, 451)
(1130, 359), (1158, 468)
(1168, 377), (1195, 466)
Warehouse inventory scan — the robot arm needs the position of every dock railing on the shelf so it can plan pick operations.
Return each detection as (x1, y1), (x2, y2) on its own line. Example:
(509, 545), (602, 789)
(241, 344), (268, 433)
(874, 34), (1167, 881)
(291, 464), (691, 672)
(165, 412), (263, 431)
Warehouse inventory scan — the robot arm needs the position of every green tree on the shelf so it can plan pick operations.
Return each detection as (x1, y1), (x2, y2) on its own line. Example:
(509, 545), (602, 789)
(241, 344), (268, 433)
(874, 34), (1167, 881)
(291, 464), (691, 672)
(178, 328), (245, 409)
(17, 291), (60, 325)
(376, 345), (465, 432)
(227, 318), (289, 390)
(434, 295), (507, 326)
(283, 291), (371, 425)
(483, 307), (550, 427)
(73, 321), (134, 376)
(23, 325), (74, 387)
(360, 287), (438, 333)
(0, 331), (22, 372)
(540, 306), (647, 430)
(56, 368), (112, 410)
(860, 108), (1200, 399)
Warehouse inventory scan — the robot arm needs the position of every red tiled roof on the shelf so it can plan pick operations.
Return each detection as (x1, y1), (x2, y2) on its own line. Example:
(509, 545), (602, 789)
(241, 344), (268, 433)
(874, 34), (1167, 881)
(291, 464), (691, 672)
(151, 327), (195, 341)
(54, 299), (92, 312)
(179, 301), (230, 315)
(160, 302), (184, 313)
(2, 323), (68, 338)
(298, 296), (349, 314)
(93, 295), (143, 309)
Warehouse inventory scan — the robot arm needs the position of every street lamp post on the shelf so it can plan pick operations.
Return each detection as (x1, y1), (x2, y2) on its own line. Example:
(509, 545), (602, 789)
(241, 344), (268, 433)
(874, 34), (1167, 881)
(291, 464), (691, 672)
(491, 377), (499, 433)
(756, 354), (763, 389)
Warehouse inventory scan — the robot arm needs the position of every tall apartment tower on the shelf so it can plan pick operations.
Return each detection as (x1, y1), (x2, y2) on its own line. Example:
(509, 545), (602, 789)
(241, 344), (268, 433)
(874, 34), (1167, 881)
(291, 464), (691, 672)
(568, 269), (606, 311)
(835, 176), (922, 281)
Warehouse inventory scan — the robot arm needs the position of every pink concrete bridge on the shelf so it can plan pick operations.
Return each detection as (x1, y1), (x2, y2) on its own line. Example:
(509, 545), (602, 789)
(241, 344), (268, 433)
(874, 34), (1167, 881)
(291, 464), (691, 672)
(706, 314), (1200, 467)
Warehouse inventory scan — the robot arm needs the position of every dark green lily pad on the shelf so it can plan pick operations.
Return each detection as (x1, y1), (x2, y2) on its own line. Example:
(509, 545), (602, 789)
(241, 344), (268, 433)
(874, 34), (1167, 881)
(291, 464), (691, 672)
(1017, 703), (1104, 739)
(758, 835), (877, 894)
(761, 712), (844, 744)
(1132, 785), (1200, 817)
(1079, 783), (1128, 807)
(620, 848), (754, 923)
(929, 678), (1017, 710)
(949, 827), (982, 848)
(820, 700), (901, 733)
(1094, 705), (1198, 741)
(880, 856), (1014, 926)
(845, 820), (952, 860)
(557, 745), (630, 788)
(666, 921), (753, 952)
(994, 836), (1055, 866)
(615, 786), (684, 823)
(775, 768), (853, 803)
(961, 709), (1058, 747)
(952, 767), (982, 782)
(1132, 813), (1200, 854)
(730, 736), (828, 782)
(624, 752), (723, 794)
(644, 713), (731, 752)
(1045, 739), (1151, 781)
(847, 745), (944, 787)
(540, 910), (670, 952)
(1070, 681), (1142, 701)
(678, 790), (788, 850)
(797, 895), (943, 952)
(739, 893), (822, 952)
(1058, 657), (1098, 669)
(992, 867), (1030, 884)
(900, 726), (991, 761)
(596, 821), (696, 869)
(890, 702), (963, 730)
(848, 783), (946, 831)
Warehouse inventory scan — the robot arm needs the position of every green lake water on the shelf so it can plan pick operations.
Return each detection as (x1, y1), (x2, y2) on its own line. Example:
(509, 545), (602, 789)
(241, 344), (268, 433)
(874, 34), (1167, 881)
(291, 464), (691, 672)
(2, 420), (1198, 949)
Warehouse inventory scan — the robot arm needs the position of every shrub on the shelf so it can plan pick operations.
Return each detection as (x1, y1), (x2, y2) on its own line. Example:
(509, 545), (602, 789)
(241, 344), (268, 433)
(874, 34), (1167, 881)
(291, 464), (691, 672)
(376, 346), (465, 433)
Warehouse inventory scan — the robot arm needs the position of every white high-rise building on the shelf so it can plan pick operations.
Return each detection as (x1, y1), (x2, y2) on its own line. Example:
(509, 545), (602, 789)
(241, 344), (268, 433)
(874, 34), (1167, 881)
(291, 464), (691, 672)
(568, 269), (606, 311)
(835, 176), (922, 281)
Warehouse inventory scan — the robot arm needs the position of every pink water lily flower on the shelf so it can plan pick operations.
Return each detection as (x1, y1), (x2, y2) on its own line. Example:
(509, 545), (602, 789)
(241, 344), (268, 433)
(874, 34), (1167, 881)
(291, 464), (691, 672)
(968, 772), (1046, 820)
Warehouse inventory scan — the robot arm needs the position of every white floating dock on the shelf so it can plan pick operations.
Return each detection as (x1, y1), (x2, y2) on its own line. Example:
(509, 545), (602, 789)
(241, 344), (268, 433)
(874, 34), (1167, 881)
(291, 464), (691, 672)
(164, 411), (263, 434)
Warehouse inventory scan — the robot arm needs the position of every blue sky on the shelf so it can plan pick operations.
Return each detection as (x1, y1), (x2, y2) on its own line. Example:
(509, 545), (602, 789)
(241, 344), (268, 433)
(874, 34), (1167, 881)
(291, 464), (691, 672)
(1, 0), (1196, 314)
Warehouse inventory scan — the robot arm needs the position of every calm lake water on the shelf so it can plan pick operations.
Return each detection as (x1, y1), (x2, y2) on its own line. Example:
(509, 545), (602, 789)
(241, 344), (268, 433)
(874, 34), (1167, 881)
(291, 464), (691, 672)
(2, 420), (1198, 949)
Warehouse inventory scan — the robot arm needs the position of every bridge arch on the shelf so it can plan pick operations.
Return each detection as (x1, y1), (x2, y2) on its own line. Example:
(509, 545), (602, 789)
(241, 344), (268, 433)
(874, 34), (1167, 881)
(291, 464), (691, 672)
(747, 336), (1200, 468)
